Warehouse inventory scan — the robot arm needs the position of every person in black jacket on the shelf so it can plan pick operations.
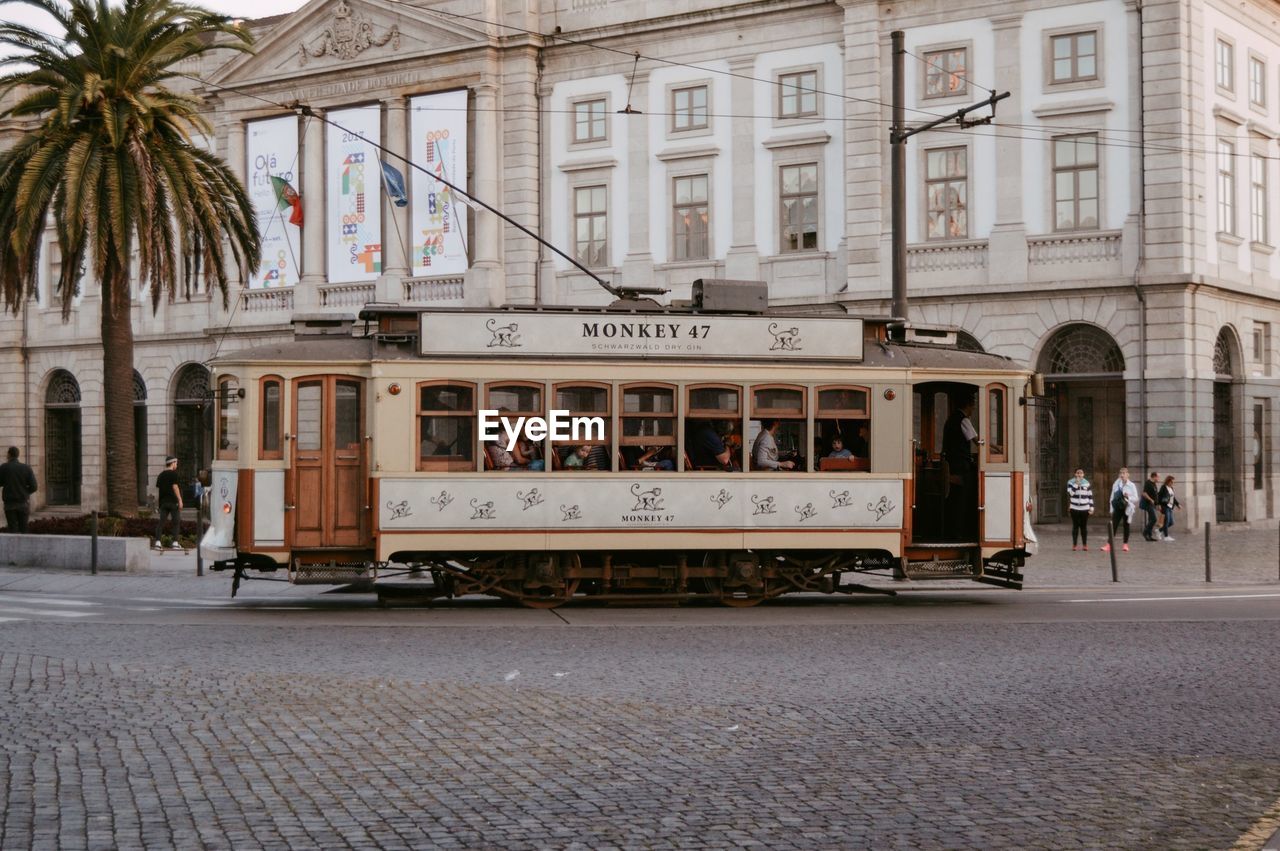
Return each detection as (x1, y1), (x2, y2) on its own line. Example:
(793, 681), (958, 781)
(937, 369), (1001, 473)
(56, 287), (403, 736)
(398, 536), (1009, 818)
(0, 446), (37, 533)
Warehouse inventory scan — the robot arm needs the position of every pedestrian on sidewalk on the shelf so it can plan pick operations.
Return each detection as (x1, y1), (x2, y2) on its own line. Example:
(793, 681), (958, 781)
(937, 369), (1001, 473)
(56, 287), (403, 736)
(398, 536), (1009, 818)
(0, 446), (37, 533)
(1102, 467), (1138, 553)
(154, 455), (184, 549)
(1141, 471), (1161, 541)
(1158, 475), (1181, 542)
(1066, 467), (1094, 551)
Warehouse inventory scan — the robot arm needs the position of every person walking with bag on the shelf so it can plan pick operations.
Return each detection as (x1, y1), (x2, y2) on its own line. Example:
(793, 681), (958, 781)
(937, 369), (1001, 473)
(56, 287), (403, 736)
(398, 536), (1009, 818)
(1141, 471), (1162, 541)
(0, 446), (37, 533)
(1158, 475), (1181, 542)
(1066, 468), (1094, 551)
(1101, 467), (1139, 553)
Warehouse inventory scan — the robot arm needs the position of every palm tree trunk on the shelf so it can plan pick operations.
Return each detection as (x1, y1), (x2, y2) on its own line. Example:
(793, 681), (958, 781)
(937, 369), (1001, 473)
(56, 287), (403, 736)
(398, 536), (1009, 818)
(100, 264), (138, 515)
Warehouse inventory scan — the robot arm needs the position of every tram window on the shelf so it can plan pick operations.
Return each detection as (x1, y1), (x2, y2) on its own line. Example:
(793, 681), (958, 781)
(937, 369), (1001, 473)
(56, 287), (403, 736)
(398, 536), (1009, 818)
(620, 384), (675, 470)
(553, 383), (611, 471)
(686, 385), (741, 471)
(485, 382), (545, 472)
(750, 385), (806, 472)
(987, 385), (1007, 462)
(418, 382), (475, 472)
(259, 377), (283, 460)
(335, 381), (361, 448)
(816, 385), (870, 471)
(216, 376), (239, 461)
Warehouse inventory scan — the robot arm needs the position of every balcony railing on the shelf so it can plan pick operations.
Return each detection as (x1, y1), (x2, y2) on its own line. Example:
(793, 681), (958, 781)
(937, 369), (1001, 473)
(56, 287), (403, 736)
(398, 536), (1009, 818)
(907, 240), (989, 273)
(241, 288), (294, 312)
(1028, 231), (1122, 265)
(405, 276), (465, 303)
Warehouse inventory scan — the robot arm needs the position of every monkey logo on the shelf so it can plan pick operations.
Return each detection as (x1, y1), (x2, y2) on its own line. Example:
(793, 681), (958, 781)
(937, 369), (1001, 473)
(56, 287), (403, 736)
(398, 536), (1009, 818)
(751, 494), (777, 515)
(868, 496), (896, 522)
(710, 488), (733, 510)
(486, 318), (522, 348)
(469, 498), (496, 520)
(829, 489), (853, 509)
(429, 490), (453, 512)
(794, 502), (818, 522)
(517, 488), (545, 511)
(560, 504), (582, 521)
(768, 322), (803, 352)
(386, 500), (412, 520)
(630, 482), (664, 512)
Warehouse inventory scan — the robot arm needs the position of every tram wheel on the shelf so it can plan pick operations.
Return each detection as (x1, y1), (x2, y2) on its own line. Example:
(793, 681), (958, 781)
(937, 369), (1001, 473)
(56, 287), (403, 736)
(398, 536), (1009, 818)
(515, 553), (582, 609)
(716, 551), (770, 607)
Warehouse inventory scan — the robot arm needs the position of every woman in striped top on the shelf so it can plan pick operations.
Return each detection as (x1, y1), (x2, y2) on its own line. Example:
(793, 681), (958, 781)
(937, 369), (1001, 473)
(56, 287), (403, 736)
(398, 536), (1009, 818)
(1066, 468), (1094, 551)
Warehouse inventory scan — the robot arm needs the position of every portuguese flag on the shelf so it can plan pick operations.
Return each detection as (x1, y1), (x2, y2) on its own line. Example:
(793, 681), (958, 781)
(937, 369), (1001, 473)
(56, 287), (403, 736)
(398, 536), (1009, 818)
(270, 175), (303, 226)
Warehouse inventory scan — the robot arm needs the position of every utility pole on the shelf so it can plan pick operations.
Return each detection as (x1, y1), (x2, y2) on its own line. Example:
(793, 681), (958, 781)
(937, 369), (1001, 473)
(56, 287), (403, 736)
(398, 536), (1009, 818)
(889, 30), (1010, 330)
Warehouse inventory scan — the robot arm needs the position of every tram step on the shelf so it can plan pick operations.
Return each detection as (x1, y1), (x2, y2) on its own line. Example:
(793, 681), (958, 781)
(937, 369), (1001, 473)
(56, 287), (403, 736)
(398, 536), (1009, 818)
(289, 561), (376, 585)
(902, 558), (978, 580)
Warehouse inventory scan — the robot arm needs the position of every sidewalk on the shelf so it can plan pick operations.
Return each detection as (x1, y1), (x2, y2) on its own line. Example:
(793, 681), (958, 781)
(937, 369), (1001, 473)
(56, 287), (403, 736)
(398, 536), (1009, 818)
(1024, 520), (1280, 587)
(0, 523), (1276, 598)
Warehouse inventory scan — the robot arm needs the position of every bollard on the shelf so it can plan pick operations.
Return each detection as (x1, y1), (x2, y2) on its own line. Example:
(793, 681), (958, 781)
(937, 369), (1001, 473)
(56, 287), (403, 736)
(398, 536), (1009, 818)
(1107, 519), (1118, 582)
(1204, 521), (1211, 583)
(89, 511), (98, 576)
(196, 492), (206, 577)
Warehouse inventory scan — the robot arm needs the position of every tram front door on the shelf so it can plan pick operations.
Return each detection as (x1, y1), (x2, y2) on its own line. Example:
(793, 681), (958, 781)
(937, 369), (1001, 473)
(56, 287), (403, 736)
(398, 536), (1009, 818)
(912, 382), (980, 542)
(290, 376), (367, 549)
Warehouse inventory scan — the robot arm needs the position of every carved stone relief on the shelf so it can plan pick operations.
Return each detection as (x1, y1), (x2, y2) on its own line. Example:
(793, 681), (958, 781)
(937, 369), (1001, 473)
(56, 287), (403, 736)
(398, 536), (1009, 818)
(299, 0), (400, 66)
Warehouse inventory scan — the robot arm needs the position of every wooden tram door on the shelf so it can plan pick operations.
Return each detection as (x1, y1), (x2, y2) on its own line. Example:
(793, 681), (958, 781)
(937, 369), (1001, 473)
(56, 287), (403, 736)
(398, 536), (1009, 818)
(291, 377), (367, 549)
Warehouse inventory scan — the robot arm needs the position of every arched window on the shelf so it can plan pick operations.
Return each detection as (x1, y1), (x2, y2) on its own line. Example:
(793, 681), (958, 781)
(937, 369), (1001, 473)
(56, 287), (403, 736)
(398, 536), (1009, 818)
(1037, 324), (1124, 376)
(1213, 327), (1239, 378)
(44, 370), (82, 505)
(133, 371), (148, 505)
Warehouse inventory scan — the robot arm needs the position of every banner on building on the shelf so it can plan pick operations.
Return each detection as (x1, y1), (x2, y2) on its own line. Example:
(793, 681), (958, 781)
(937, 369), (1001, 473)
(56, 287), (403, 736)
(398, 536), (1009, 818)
(246, 116), (300, 289)
(410, 90), (469, 276)
(326, 106), (382, 284)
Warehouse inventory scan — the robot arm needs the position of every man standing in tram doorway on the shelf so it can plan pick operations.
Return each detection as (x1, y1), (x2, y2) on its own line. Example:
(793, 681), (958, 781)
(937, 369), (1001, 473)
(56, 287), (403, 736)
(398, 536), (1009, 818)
(154, 455), (184, 549)
(0, 446), (37, 533)
(942, 396), (979, 539)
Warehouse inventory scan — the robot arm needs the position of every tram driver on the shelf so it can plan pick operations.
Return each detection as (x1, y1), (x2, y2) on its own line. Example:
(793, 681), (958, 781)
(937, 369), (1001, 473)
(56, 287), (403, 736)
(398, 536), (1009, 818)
(753, 419), (798, 471)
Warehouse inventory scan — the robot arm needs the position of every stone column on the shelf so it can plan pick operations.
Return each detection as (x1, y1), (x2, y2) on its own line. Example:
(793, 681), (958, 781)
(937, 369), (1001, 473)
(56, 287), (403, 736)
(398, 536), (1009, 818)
(621, 71), (653, 289)
(222, 119), (247, 317)
(836, 0), (883, 296)
(380, 97), (410, 303)
(987, 14), (1028, 286)
(468, 81), (502, 306)
(724, 56), (760, 281)
(298, 110), (326, 312)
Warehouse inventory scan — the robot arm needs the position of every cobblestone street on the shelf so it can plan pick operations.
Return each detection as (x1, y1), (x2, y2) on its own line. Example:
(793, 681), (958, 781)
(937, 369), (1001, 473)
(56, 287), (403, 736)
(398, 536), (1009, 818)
(2, 546), (1280, 850)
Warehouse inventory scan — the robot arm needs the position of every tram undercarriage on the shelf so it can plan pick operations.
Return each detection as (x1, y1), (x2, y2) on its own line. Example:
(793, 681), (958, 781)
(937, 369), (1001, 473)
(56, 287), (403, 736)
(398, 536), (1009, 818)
(215, 547), (1025, 607)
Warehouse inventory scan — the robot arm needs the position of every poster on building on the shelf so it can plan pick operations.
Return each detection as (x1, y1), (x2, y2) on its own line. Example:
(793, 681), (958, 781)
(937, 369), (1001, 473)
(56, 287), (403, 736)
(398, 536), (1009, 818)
(326, 105), (382, 283)
(246, 115), (300, 289)
(410, 90), (469, 276)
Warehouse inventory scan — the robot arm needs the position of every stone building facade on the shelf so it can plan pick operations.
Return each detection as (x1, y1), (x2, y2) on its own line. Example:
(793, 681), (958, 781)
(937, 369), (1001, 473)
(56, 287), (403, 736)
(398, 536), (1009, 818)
(0, 0), (1276, 526)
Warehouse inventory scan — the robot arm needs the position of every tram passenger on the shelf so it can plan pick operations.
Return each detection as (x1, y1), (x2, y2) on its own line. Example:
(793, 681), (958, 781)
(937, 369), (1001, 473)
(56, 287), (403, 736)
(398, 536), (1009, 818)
(688, 420), (736, 470)
(562, 444), (609, 470)
(752, 419), (797, 471)
(847, 424), (870, 458)
(637, 445), (675, 471)
(826, 437), (853, 459)
(486, 437), (543, 471)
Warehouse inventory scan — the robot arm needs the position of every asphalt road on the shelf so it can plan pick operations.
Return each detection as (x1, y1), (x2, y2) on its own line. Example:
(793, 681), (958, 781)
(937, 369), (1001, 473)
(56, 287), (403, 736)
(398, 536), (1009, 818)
(1, 583), (1279, 849)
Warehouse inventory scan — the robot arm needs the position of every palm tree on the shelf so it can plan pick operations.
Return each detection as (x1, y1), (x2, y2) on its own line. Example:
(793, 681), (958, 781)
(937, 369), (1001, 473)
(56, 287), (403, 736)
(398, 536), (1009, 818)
(0, 0), (260, 515)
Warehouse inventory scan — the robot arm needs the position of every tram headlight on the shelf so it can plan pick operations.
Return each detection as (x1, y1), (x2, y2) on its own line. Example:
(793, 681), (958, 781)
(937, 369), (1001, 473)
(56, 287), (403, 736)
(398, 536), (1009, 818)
(222, 502), (233, 515)
(883, 388), (896, 400)
(388, 382), (402, 395)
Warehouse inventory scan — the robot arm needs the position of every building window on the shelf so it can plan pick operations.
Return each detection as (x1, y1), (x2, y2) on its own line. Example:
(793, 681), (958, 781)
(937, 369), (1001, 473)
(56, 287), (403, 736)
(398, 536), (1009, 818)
(1253, 400), (1268, 490)
(924, 48), (968, 97)
(779, 163), (818, 253)
(1218, 139), (1236, 235)
(1253, 322), (1270, 364)
(1250, 57), (1266, 107)
(1216, 39), (1234, 92)
(672, 174), (709, 261)
(573, 98), (606, 144)
(926, 147), (967, 239)
(672, 85), (709, 132)
(778, 70), (818, 118)
(1053, 134), (1099, 231)
(1252, 153), (1269, 244)
(574, 185), (608, 267)
(1050, 32), (1097, 84)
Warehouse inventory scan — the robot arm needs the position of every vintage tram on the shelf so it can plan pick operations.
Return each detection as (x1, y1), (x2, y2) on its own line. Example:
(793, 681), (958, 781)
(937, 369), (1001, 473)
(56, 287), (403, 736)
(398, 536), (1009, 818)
(203, 301), (1037, 606)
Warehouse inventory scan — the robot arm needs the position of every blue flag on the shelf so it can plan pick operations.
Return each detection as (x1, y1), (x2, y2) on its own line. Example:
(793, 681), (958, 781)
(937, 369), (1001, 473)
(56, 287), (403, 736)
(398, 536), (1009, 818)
(380, 161), (408, 207)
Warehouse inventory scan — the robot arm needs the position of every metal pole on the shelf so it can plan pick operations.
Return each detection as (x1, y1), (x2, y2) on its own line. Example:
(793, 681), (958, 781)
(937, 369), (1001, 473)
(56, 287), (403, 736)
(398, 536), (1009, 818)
(890, 30), (907, 323)
(1204, 521), (1211, 583)
(196, 492), (205, 577)
(89, 511), (97, 575)
(1107, 519), (1118, 582)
